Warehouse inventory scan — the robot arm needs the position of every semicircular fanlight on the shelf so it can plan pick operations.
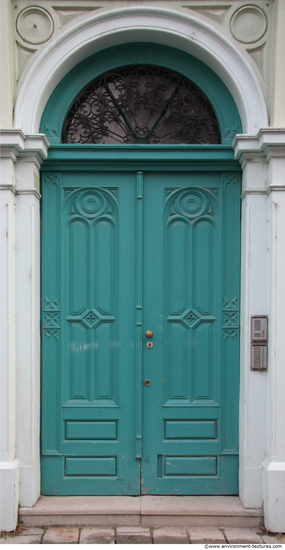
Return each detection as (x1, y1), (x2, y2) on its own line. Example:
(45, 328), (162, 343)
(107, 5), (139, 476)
(62, 66), (221, 145)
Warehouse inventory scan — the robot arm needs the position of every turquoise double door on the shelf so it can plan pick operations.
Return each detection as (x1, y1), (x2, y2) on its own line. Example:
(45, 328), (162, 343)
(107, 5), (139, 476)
(41, 164), (240, 495)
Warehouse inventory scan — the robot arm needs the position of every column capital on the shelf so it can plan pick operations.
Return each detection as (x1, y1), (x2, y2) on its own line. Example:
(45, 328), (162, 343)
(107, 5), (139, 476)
(0, 130), (49, 167)
(0, 130), (25, 162)
(233, 129), (285, 166)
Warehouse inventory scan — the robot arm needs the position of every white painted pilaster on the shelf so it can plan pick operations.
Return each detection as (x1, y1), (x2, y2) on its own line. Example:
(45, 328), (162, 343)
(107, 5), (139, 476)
(263, 141), (285, 532)
(14, 172), (41, 507)
(0, 133), (21, 531)
(0, 130), (48, 528)
(14, 135), (49, 507)
(236, 155), (268, 510)
(234, 129), (285, 531)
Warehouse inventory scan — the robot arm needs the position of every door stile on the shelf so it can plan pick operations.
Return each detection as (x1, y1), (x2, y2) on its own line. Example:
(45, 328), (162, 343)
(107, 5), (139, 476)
(220, 173), (241, 490)
(41, 172), (62, 458)
(135, 171), (144, 460)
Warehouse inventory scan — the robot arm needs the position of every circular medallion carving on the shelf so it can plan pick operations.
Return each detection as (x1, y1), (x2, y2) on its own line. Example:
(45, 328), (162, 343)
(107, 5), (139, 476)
(177, 191), (208, 219)
(230, 5), (267, 44)
(76, 191), (105, 219)
(16, 7), (54, 45)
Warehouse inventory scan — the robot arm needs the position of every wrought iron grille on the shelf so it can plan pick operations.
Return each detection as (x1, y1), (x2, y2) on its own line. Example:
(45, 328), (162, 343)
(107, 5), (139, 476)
(62, 66), (221, 144)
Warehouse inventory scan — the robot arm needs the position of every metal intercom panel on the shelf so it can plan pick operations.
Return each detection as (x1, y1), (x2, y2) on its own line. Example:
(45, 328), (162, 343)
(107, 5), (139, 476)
(251, 345), (267, 371)
(251, 316), (268, 371)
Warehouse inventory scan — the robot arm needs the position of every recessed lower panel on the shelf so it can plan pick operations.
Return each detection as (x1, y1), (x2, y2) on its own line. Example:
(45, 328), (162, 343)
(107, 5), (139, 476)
(164, 456), (217, 476)
(165, 420), (216, 439)
(65, 457), (117, 476)
(65, 421), (117, 440)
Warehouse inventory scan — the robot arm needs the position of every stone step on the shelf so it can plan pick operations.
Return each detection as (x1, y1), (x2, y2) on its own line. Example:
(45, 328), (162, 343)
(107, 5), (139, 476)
(19, 496), (263, 528)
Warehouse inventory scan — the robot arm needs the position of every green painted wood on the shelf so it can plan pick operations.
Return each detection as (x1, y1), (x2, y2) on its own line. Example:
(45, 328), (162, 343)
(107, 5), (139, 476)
(65, 457), (117, 476)
(165, 421), (217, 440)
(41, 166), (240, 495)
(41, 171), (141, 495)
(164, 457), (217, 476)
(40, 44), (242, 144)
(41, 144), (240, 166)
(65, 421), (117, 440)
(141, 171), (240, 494)
(41, 174), (62, 457)
(135, 172), (144, 460)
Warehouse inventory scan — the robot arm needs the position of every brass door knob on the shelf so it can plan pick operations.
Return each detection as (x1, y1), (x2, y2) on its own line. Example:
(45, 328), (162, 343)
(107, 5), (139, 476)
(145, 330), (153, 338)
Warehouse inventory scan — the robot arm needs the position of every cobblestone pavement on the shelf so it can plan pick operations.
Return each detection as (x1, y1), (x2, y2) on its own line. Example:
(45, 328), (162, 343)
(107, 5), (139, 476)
(1, 526), (284, 544)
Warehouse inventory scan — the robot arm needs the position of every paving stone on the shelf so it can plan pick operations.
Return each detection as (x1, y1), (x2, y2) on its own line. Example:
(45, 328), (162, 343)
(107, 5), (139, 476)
(80, 527), (115, 544)
(187, 527), (225, 543)
(42, 527), (79, 544)
(224, 527), (263, 543)
(116, 535), (152, 544)
(116, 526), (152, 544)
(261, 533), (285, 544)
(116, 527), (151, 535)
(0, 535), (42, 544)
(21, 527), (45, 536)
(153, 527), (189, 543)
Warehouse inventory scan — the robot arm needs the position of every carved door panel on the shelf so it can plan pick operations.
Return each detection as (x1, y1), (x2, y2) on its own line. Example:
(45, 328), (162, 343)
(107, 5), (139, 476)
(41, 171), (140, 495)
(41, 168), (240, 496)
(141, 171), (240, 494)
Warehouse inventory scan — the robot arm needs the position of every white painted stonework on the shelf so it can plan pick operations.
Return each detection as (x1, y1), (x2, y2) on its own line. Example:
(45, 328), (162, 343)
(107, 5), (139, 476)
(1, 0), (285, 533)
(0, 131), (48, 530)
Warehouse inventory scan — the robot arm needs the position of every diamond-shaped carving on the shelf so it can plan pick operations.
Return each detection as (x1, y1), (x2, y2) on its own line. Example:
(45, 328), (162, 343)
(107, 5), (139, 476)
(186, 311), (198, 326)
(223, 311), (238, 327)
(67, 308), (115, 329)
(167, 308), (215, 329)
(44, 311), (60, 327)
(223, 328), (238, 339)
(223, 297), (238, 310)
(84, 311), (98, 326)
(44, 297), (59, 310)
(44, 328), (60, 340)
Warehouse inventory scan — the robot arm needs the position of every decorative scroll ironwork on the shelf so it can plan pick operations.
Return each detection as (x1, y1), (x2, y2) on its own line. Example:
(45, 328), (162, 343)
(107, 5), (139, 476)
(62, 66), (221, 145)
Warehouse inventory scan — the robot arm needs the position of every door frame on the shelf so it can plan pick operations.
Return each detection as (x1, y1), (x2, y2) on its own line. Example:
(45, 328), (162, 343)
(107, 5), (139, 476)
(40, 42), (242, 495)
(40, 146), (241, 494)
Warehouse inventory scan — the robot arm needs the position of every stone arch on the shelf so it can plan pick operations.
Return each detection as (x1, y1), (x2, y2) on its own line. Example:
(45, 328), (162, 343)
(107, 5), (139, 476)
(14, 7), (268, 135)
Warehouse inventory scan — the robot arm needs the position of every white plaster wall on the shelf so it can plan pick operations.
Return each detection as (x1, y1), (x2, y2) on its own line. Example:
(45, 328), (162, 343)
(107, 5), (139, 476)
(0, 0), (14, 127)
(13, 6), (268, 134)
(1, 1), (284, 130)
(271, 0), (285, 127)
(11, 1), (274, 116)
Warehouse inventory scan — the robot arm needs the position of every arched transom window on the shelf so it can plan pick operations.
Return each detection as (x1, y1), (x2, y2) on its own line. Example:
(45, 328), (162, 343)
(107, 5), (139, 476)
(62, 66), (221, 145)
